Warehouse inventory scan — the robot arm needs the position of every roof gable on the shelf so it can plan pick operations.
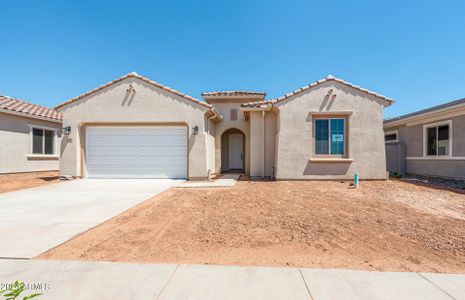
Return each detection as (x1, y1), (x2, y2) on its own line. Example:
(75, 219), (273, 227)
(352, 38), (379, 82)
(55, 72), (212, 110)
(241, 75), (394, 108)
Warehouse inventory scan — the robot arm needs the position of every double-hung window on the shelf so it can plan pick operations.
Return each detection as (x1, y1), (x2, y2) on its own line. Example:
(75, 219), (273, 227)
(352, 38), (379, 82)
(424, 121), (451, 156)
(315, 118), (346, 156)
(31, 127), (55, 155)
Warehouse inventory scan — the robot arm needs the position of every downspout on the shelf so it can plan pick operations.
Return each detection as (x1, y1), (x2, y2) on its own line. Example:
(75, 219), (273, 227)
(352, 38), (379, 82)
(261, 110), (265, 178)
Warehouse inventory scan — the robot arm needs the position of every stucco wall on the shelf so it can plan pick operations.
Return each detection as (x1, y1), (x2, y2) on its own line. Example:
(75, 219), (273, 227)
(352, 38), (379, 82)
(407, 160), (465, 179)
(0, 112), (61, 174)
(274, 81), (388, 180)
(58, 77), (210, 178)
(249, 111), (277, 178)
(205, 118), (216, 177)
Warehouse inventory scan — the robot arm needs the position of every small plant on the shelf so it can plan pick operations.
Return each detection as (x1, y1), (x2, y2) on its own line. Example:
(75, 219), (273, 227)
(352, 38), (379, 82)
(389, 171), (402, 179)
(0, 281), (42, 300)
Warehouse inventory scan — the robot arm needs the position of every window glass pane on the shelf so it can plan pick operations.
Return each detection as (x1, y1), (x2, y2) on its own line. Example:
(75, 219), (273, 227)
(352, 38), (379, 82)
(385, 133), (397, 141)
(427, 127), (437, 156)
(437, 125), (449, 156)
(44, 130), (54, 154)
(32, 128), (44, 154)
(315, 119), (329, 154)
(330, 119), (345, 155)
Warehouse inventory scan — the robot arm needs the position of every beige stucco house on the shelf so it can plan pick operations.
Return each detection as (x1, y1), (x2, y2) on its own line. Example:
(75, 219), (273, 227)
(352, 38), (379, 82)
(384, 97), (465, 179)
(0, 96), (62, 174)
(56, 72), (393, 180)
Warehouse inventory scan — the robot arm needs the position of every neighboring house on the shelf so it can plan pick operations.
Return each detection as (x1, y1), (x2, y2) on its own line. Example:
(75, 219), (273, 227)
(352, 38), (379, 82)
(0, 96), (62, 174)
(384, 98), (465, 179)
(55, 72), (393, 180)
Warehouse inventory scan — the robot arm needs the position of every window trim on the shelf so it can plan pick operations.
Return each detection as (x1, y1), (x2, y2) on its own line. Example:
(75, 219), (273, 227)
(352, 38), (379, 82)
(422, 120), (452, 157)
(313, 116), (347, 158)
(29, 125), (58, 156)
(384, 130), (398, 143)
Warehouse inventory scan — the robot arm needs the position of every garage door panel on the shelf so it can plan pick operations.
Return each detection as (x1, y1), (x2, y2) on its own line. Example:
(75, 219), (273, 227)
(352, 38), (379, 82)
(86, 126), (187, 179)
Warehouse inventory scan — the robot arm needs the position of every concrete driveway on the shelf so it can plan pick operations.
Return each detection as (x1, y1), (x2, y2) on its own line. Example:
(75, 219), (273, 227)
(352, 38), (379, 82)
(0, 179), (180, 258)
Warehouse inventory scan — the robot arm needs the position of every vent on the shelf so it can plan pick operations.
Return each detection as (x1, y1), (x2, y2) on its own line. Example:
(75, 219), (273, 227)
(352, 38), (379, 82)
(230, 109), (238, 121)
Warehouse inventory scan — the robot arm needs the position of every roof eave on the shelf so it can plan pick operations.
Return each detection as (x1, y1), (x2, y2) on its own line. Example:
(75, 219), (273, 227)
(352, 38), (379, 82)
(0, 108), (62, 123)
(384, 102), (465, 128)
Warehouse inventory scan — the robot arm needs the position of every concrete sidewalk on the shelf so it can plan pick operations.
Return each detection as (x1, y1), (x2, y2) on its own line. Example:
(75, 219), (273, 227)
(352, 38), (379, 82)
(1, 259), (464, 300)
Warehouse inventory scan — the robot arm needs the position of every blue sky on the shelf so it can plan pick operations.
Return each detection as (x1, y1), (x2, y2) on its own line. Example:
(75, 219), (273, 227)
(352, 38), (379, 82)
(1, 0), (464, 118)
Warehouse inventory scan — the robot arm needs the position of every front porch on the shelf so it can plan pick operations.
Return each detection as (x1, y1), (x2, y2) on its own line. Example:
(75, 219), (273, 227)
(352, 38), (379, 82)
(220, 128), (246, 173)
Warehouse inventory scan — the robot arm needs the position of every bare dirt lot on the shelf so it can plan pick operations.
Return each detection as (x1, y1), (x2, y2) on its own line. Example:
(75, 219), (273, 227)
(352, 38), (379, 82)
(0, 171), (60, 194)
(38, 179), (465, 273)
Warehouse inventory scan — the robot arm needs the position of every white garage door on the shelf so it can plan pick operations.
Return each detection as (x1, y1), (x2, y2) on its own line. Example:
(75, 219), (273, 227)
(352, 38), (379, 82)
(86, 126), (187, 179)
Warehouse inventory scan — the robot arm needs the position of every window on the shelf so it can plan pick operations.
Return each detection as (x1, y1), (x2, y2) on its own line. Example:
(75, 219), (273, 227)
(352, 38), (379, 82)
(31, 128), (55, 155)
(230, 109), (238, 121)
(315, 118), (345, 155)
(384, 131), (398, 143)
(425, 122), (450, 156)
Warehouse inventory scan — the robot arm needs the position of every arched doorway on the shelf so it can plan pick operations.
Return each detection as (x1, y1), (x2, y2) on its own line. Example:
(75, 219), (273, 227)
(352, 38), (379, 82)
(221, 128), (245, 173)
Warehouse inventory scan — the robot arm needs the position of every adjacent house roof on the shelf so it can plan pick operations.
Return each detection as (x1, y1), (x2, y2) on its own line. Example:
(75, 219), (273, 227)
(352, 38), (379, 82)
(241, 75), (394, 108)
(55, 72), (212, 110)
(384, 97), (465, 126)
(0, 96), (62, 122)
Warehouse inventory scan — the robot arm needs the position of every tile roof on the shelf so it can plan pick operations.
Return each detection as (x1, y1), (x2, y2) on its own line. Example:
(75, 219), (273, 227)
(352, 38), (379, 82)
(384, 97), (465, 125)
(55, 72), (212, 110)
(201, 91), (266, 97)
(0, 96), (62, 121)
(241, 75), (394, 108)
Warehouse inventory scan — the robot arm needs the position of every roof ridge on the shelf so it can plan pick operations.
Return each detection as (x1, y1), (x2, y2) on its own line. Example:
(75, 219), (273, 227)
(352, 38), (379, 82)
(241, 75), (394, 108)
(269, 75), (394, 103)
(55, 72), (212, 110)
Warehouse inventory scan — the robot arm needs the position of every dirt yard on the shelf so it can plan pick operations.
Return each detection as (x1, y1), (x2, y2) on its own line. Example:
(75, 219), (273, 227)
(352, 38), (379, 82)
(38, 179), (465, 273)
(0, 171), (60, 194)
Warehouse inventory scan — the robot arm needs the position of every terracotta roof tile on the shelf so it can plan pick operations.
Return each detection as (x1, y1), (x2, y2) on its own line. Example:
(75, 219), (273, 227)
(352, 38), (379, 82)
(201, 91), (266, 97)
(0, 96), (62, 121)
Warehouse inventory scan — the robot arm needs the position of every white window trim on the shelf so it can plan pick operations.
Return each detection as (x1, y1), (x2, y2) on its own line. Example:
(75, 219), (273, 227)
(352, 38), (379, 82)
(422, 120), (452, 157)
(28, 125), (58, 156)
(314, 117), (346, 157)
(384, 130), (398, 143)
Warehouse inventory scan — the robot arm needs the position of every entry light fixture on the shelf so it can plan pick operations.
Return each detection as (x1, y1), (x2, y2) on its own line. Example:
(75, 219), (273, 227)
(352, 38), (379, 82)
(62, 126), (71, 135)
(192, 125), (199, 135)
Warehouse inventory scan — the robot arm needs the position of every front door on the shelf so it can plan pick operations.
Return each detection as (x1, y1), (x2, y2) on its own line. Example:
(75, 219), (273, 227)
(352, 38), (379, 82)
(229, 134), (243, 170)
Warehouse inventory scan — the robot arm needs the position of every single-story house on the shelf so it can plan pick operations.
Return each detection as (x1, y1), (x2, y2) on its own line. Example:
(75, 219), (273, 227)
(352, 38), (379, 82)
(384, 97), (465, 179)
(0, 96), (62, 174)
(55, 72), (393, 180)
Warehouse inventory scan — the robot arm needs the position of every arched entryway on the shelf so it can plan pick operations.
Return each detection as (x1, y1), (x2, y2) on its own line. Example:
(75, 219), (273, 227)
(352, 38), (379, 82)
(221, 128), (245, 173)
